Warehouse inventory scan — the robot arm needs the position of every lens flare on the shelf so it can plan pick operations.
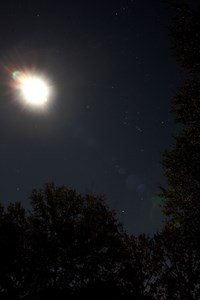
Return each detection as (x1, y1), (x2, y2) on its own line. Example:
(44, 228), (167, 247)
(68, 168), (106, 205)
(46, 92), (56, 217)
(12, 70), (22, 81)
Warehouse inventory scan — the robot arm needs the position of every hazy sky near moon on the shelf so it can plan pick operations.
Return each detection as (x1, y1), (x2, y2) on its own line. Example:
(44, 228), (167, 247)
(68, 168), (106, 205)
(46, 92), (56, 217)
(0, 0), (196, 234)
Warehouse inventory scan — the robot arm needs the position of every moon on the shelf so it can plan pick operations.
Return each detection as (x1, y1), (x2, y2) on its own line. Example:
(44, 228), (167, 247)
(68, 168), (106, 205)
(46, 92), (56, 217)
(21, 77), (48, 105)
(12, 71), (49, 106)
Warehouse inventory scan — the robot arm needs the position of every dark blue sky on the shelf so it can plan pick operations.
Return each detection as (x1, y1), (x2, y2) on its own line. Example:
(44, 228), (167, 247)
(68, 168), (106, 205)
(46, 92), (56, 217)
(0, 0), (193, 234)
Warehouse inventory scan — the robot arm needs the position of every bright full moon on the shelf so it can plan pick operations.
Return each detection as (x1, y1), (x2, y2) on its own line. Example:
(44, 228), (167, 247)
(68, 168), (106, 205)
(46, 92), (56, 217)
(12, 70), (50, 107)
(21, 77), (49, 105)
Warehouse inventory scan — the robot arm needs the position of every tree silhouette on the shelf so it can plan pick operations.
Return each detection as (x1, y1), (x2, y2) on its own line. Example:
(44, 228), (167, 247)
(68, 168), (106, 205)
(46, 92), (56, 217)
(169, 3), (200, 75)
(0, 202), (28, 299)
(161, 2), (200, 244)
(157, 2), (200, 299)
(28, 183), (128, 298)
(149, 229), (200, 299)
(0, 183), (150, 299)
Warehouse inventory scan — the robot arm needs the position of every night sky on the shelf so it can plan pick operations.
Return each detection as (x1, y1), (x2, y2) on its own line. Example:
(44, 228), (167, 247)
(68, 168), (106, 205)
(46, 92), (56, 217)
(0, 0), (196, 234)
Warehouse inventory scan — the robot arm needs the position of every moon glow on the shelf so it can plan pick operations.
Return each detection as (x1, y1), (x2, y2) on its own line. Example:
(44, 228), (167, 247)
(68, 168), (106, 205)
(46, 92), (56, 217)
(12, 71), (49, 106)
(21, 77), (48, 105)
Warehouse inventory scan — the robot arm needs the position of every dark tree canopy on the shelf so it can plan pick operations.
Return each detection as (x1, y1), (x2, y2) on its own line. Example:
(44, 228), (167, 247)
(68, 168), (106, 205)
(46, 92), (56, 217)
(169, 3), (200, 74)
(157, 2), (200, 298)
(161, 2), (200, 239)
(172, 79), (200, 126)
(0, 183), (151, 299)
(28, 183), (127, 298)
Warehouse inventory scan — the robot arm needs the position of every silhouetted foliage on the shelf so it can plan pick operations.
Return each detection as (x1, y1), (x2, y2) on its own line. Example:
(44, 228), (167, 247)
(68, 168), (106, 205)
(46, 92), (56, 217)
(169, 3), (200, 74)
(144, 229), (200, 299)
(28, 183), (128, 298)
(0, 183), (151, 299)
(0, 202), (28, 299)
(158, 2), (200, 299)
(161, 2), (200, 239)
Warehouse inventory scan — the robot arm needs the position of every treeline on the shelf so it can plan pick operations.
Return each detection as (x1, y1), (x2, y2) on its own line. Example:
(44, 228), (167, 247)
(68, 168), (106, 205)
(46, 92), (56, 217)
(1, 2), (200, 299)
(0, 183), (198, 299)
(0, 182), (199, 299)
